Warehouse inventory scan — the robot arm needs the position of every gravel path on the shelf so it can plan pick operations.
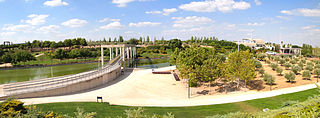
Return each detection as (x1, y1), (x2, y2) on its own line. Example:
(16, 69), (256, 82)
(17, 66), (319, 107)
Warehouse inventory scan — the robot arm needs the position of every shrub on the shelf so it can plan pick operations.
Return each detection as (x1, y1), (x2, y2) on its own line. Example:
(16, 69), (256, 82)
(291, 65), (302, 75)
(0, 98), (27, 117)
(254, 60), (262, 69)
(259, 69), (265, 76)
(307, 62), (314, 66)
(285, 72), (296, 82)
(120, 107), (175, 118)
(279, 59), (285, 66)
(263, 73), (275, 85)
(285, 57), (290, 62)
(281, 101), (299, 108)
(298, 62), (304, 69)
(301, 58), (306, 64)
(270, 63), (278, 71)
(257, 53), (266, 61)
(290, 60), (297, 64)
(305, 65), (313, 71)
(302, 70), (311, 80)
(284, 62), (292, 70)
(276, 67), (283, 76)
(315, 64), (320, 69)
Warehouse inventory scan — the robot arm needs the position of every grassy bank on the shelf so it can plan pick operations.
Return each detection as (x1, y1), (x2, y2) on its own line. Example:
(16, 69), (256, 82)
(36, 88), (319, 118)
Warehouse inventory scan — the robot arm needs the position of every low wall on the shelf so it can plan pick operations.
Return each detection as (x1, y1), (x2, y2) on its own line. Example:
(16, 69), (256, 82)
(0, 66), (121, 99)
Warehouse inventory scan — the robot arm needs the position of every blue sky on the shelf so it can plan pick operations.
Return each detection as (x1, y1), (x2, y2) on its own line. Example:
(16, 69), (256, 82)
(0, 0), (319, 46)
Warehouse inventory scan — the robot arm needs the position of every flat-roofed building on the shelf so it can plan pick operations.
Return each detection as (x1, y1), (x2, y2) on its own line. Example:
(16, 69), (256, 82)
(237, 38), (265, 50)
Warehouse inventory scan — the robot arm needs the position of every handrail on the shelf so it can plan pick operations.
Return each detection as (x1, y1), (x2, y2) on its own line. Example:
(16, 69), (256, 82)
(3, 56), (122, 96)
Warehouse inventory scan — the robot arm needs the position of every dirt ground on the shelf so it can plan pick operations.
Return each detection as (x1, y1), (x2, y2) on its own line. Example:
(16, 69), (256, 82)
(179, 57), (320, 96)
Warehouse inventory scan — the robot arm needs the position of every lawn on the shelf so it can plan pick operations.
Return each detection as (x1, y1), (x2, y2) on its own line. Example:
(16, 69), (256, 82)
(36, 88), (319, 118)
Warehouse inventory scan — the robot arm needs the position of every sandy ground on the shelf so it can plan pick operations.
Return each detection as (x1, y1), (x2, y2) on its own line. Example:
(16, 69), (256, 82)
(17, 66), (319, 107)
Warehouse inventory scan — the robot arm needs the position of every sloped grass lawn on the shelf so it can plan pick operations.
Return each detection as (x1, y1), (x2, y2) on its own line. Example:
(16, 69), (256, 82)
(36, 88), (318, 118)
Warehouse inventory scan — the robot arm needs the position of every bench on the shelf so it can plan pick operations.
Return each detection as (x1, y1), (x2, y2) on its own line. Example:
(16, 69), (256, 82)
(152, 71), (171, 74)
(173, 73), (180, 81)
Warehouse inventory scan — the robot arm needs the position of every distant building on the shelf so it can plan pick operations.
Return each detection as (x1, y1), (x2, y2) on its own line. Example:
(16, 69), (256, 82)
(279, 41), (301, 55)
(237, 38), (266, 50)
(3, 41), (12, 45)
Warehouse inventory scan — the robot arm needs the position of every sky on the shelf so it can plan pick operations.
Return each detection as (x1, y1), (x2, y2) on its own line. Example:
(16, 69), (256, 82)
(0, 0), (319, 46)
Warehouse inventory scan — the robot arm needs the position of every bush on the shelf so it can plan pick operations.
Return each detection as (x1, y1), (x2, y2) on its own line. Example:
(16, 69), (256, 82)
(290, 60), (297, 64)
(281, 101), (299, 108)
(279, 59), (285, 66)
(259, 69), (265, 76)
(263, 73), (275, 85)
(285, 72), (296, 82)
(315, 64), (320, 69)
(118, 107), (175, 118)
(305, 65), (313, 71)
(298, 62), (304, 69)
(302, 70), (311, 80)
(301, 58), (306, 64)
(0, 98), (27, 117)
(276, 67), (283, 76)
(307, 62), (314, 67)
(254, 60), (262, 69)
(284, 62), (292, 70)
(291, 65), (302, 75)
(270, 63), (278, 71)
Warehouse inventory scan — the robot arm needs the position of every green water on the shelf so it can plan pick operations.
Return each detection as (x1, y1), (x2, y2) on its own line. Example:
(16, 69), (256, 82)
(0, 58), (171, 84)
(0, 63), (99, 84)
(136, 58), (171, 69)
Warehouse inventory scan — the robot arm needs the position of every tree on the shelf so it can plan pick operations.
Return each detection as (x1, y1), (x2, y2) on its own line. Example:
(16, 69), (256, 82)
(301, 58), (306, 64)
(307, 62), (314, 67)
(254, 60), (262, 69)
(103, 37), (107, 42)
(119, 36), (124, 42)
(1, 53), (14, 63)
(284, 62), (292, 70)
(302, 70), (311, 80)
(285, 72), (296, 82)
(315, 64), (320, 69)
(79, 38), (87, 46)
(53, 49), (68, 60)
(259, 69), (265, 77)
(305, 65), (313, 71)
(279, 59), (285, 66)
(146, 36), (150, 42)
(291, 65), (302, 75)
(224, 50), (256, 89)
(276, 67), (283, 76)
(14, 51), (35, 63)
(168, 39), (182, 51)
(298, 62), (304, 69)
(108, 37), (111, 42)
(128, 38), (138, 45)
(263, 73), (275, 85)
(301, 44), (313, 57)
(270, 63), (278, 71)
(314, 69), (320, 82)
(290, 60), (296, 64)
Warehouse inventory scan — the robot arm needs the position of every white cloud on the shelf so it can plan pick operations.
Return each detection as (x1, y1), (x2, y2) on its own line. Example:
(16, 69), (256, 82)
(276, 16), (290, 20)
(172, 16), (214, 28)
(112, 0), (153, 7)
(44, 0), (68, 7)
(98, 18), (120, 23)
(0, 0), (4, 2)
(179, 0), (251, 13)
(146, 8), (178, 16)
(2, 24), (34, 32)
(247, 22), (265, 26)
(301, 25), (316, 30)
(0, 32), (16, 37)
(37, 25), (60, 33)
(61, 19), (88, 28)
(254, 0), (261, 6)
(21, 14), (49, 25)
(129, 22), (161, 27)
(100, 21), (124, 29)
(281, 8), (320, 17)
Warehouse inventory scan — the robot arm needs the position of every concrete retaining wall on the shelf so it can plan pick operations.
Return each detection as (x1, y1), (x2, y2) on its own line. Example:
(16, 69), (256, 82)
(1, 67), (121, 99)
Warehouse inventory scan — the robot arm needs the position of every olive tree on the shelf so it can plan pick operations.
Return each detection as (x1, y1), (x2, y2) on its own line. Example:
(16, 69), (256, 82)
(315, 64), (320, 69)
(290, 60), (297, 64)
(302, 70), (311, 80)
(270, 63), (278, 71)
(305, 65), (313, 72)
(276, 67), (283, 76)
(291, 65), (302, 75)
(285, 72), (296, 83)
(259, 69), (265, 77)
(279, 59), (285, 66)
(284, 62), (292, 70)
(314, 69), (320, 82)
(298, 62), (304, 69)
(263, 73), (275, 85)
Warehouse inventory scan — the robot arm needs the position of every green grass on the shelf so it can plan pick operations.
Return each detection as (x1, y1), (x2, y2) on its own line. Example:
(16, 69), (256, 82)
(36, 88), (319, 118)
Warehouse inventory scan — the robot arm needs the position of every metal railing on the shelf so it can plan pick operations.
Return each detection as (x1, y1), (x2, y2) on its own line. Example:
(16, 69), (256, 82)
(2, 56), (122, 96)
